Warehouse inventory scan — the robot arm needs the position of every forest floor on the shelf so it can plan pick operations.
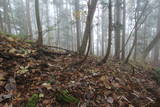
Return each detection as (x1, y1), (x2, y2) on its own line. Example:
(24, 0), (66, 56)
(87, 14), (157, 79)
(0, 33), (160, 107)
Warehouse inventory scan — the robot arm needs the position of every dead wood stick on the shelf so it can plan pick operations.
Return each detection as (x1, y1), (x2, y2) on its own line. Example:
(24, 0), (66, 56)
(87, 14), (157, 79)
(43, 45), (76, 53)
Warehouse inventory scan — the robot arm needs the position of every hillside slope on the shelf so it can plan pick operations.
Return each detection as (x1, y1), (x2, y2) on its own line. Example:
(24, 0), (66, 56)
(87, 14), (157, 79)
(0, 34), (160, 107)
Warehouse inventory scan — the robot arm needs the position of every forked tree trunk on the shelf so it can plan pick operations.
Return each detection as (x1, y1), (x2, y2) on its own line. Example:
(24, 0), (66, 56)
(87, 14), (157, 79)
(79, 0), (98, 55)
(124, 1), (149, 63)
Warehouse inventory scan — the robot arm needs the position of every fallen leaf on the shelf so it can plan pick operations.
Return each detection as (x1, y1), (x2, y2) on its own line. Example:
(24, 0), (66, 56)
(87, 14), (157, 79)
(129, 104), (135, 107)
(146, 97), (154, 102)
(39, 93), (44, 98)
(42, 83), (52, 90)
(100, 75), (111, 89)
(0, 94), (12, 102)
(0, 70), (7, 81)
(100, 75), (108, 82)
(5, 77), (16, 92)
(8, 48), (17, 54)
(5, 83), (16, 92)
(107, 97), (114, 104)
(7, 37), (15, 42)
(3, 103), (12, 107)
(0, 58), (3, 62)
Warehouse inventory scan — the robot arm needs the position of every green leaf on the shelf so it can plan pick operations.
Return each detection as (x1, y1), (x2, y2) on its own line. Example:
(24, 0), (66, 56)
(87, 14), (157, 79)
(26, 94), (39, 107)
(56, 89), (79, 104)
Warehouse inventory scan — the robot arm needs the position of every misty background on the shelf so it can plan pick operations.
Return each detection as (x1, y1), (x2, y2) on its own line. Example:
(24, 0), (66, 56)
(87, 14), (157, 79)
(0, 0), (160, 65)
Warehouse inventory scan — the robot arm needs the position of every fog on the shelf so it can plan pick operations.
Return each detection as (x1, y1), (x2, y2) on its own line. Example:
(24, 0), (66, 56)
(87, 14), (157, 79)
(0, 0), (160, 64)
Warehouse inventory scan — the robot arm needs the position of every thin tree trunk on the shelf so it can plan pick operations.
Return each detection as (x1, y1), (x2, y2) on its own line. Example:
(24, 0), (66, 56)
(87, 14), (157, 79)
(75, 0), (81, 52)
(0, 12), (3, 31)
(143, 21), (147, 50)
(3, 0), (7, 32)
(35, 0), (43, 46)
(20, 0), (28, 35)
(96, 8), (100, 56)
(8, 0), (17, 34)
(133, 0), (140, 61)
(26, 0), (33, 40)
(153, 7), (160, 64)
(7, 0), (11, 33)
(124, 28), (137, 64)
(154, 42), (160, 65)
(114, 0), (121, 59)
(96, 26), (99, 56)
(90, 28), (94, 55)
(101, 11), (105, 56)
(143, 30), (160, 60)
(44, 0), (51, 45)
(98, 0), (112, 65)
(143, 11), (160, 61)
(124, 1), (149, 63)
(121, 0), (126, 60)
(120, 1), (149, 55)
(79, 0), (98, 55)
(124, 15), (149, 63)
(3, 0), (11, 33)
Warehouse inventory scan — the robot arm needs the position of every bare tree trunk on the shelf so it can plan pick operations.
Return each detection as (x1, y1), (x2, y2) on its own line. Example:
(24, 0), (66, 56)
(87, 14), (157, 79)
(101, 10), (105, 56)
(26, 0), (33, 40)
(114, 0), (121, 59)
(21, 0), (28, 35)
(154, 42), (160, 65)
(75, 0), (81, 52)
(44, 0), (51, 45)
(124, 16), (148, 63)
(8, 1), (11, 33)
(133, 0), (140, 61)
(7, 0), (11, 33)
(124, 1), (149, 63)
(121, 0), (126, 60)
(98, 0), (112, 65)
(8, 0), (17, 34)
(143, 21), (147, 50)
(35, 0), (43, 46)
(55, 6), (60, 47)
(3, 0), (7, 32)
(0, 12), (3, 31)
(153, 6), (160, 64)
(66, 4), (93, 69)
(133, 15), (138, 61)
(3, 0), (11, 33)
(143, 7), (160, 60)
(124, 29), (137, 64)
(96, 8), (100, 56)
(79, 0), (98, 55)
(90, 29), (94, 55)
(96, 26), (99, 56)
(143, 30), (160, 60)
(54, 0), (62, 48)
